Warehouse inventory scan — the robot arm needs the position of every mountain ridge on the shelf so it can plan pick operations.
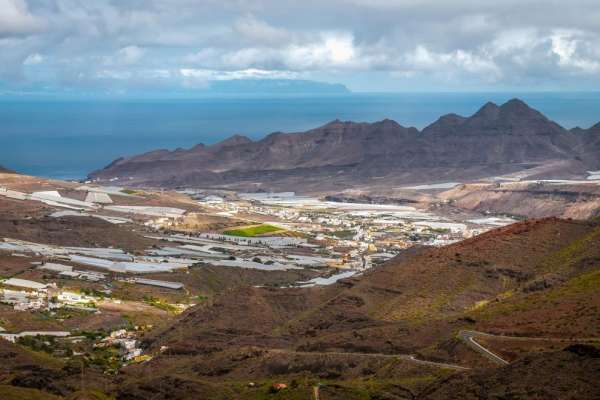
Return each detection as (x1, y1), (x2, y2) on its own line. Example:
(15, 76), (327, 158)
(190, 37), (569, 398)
(89, 99), (597, 190)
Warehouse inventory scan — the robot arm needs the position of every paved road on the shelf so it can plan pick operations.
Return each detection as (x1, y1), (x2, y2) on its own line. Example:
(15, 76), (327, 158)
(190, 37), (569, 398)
(458, 330), (600, 366)
(268, 348), (470, 371)
(458, 330), (509, 365)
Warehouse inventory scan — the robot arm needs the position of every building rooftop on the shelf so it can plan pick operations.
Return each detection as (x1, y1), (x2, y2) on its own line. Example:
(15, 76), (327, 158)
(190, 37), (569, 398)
(2, 278), (47, 290)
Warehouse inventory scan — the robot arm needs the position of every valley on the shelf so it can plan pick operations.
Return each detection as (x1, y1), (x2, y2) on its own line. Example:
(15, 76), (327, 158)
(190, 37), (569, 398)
(1, 100), (599, 400)
(2, 0), (600, 398)
(0, 164), (599, 399)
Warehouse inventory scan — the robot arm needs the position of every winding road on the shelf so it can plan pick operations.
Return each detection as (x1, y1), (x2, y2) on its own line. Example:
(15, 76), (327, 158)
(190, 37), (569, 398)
(268, 348), (470, 371)
(458, 330), (509, 365)
(458, 330), (600, 366)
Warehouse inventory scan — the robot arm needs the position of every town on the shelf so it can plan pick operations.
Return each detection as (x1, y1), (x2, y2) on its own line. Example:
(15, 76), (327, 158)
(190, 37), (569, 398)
(0, 172), (516, 373)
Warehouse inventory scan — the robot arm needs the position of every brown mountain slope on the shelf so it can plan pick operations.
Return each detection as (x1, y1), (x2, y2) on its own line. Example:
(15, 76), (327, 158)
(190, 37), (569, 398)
(88, 99), (588, 190)
(418, 345), (600, 400)
(0, 214), (597, 399)
(439, 180), (600, 220)
(468, 220), (600, 338)
(0, 213), (156, 253)
(104, 217), (600, 399)
(0, 339), (114, 400)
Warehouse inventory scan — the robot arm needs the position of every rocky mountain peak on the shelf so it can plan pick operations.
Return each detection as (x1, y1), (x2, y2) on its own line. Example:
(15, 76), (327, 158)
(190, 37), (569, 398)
(473, 101), (501, 119)
(501, 98), (533, 112)
(210, 134), (253, 149)
(375, 118), (403, 128)
(189, 143), (206, 151)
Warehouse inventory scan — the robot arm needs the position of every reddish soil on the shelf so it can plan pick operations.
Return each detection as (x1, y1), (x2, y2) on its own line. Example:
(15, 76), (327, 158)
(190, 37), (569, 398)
(108, 217), (600, 399)
(418, 345), (600, 400)
(0, 215), (157, 253)
(0, 254), (41, 278)
(2, 210), (599, 399)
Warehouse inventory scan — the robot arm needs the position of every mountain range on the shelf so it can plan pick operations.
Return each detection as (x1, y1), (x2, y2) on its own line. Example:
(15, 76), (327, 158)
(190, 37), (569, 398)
(89, 99), (600, 190)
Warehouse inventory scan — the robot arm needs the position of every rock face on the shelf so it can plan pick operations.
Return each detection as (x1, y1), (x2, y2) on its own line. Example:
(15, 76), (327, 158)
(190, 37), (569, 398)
(89, 99), (597, 190)
(439, 180), (600, 219)
(574, 122), (600, 168)
(419, 99), (578, 166)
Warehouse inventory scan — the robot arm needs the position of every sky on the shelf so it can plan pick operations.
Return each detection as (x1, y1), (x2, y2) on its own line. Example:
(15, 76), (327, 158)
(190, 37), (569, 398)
(1, 0), (600, 95)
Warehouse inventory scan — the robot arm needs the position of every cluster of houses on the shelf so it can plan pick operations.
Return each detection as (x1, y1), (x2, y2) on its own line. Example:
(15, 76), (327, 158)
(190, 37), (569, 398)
(96, 329), (145, 361)
(190, 192), (518, 274)
(0, 278), (52, 311)
(0, 277), (100, 311)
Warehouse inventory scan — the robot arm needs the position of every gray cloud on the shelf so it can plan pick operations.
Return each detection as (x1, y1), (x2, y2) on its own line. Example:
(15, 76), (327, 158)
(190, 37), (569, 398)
(1, 0), (600, 92)
(0, 0), (44, 37)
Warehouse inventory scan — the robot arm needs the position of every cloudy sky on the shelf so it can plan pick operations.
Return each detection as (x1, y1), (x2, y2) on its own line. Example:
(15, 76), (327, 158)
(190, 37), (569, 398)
(2, 0), (600, 94)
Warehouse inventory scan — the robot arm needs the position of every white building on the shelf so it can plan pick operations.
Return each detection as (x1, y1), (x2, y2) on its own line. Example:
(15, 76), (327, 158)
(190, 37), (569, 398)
(57, 291), (95, 305)
(2, 278), (47, 291)
(200, 195), (224, 204)
(84, 191), (113, 204)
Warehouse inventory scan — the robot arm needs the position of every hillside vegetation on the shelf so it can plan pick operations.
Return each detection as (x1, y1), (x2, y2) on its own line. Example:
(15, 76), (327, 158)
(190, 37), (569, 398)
(107, 217), (600, 399)
(2, 212), (598, 399)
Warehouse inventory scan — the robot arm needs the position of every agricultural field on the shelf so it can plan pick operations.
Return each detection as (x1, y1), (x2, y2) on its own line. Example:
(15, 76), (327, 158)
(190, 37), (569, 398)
(223, 224), (284, 237)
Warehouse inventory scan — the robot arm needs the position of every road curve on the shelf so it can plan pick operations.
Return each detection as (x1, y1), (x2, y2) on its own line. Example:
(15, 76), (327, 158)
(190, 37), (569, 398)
(458, 331), (509, 365)
(458, 330), (509, 365)
(458, 330), (600, 366)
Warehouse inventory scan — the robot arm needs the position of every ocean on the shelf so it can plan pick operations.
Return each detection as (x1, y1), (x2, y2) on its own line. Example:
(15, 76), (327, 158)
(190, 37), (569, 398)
(0, 92), (599, 180)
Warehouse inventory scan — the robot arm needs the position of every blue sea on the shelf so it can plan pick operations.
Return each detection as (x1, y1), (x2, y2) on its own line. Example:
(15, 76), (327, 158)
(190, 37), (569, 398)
(0, 92), (599, 180)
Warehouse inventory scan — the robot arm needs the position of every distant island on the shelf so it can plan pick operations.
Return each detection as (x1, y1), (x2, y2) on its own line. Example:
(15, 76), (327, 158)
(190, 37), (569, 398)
(204, 79), (350, 94)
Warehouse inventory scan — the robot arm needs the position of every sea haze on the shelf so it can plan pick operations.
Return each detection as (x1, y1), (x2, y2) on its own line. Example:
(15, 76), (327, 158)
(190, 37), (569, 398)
(1, 92), (599, 180)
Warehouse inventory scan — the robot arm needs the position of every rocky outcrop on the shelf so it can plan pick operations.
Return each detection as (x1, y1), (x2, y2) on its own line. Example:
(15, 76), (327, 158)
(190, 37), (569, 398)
(439, 181), (600, 219)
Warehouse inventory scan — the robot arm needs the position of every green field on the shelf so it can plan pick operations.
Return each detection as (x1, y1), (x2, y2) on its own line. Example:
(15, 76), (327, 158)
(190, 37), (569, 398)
(223, 224), (284, 237)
